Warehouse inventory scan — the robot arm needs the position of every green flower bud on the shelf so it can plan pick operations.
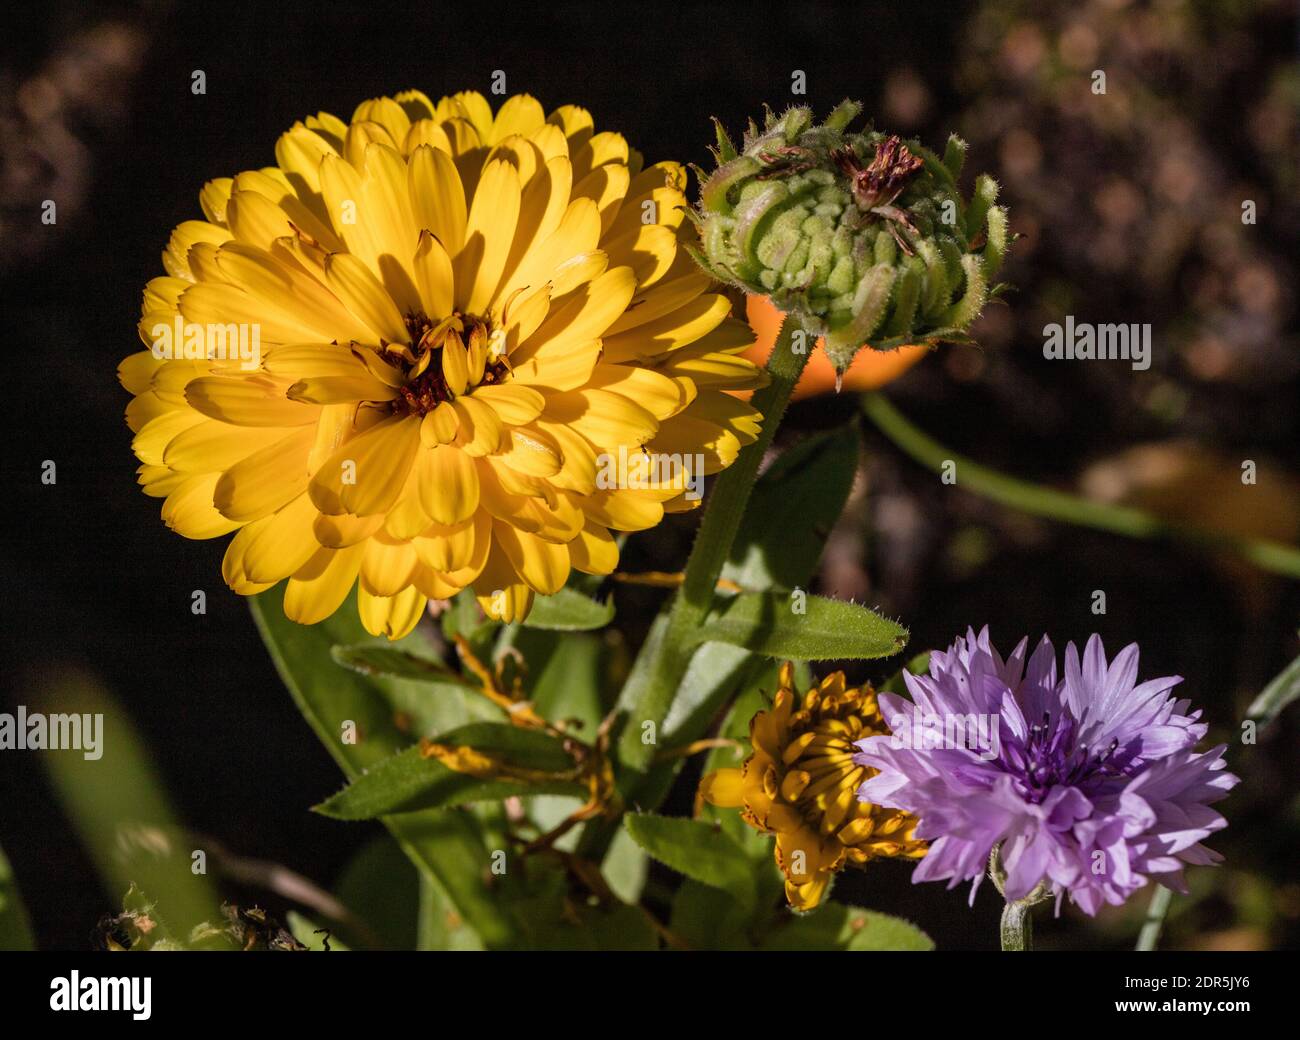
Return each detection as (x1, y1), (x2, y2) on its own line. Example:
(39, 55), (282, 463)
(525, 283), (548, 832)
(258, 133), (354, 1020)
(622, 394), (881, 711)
(692, 100), (1011, 375)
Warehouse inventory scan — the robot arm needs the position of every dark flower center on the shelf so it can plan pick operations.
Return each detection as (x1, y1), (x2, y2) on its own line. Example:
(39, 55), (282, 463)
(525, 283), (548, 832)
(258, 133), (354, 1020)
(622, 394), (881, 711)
(833, 135), (925, 212)
(390, 311), (510, 417)
(1001, 712), (1128, 804)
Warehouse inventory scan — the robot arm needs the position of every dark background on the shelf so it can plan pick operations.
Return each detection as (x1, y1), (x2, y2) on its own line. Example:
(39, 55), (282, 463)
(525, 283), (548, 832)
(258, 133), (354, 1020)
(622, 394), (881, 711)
(1, 0), (1297, 950)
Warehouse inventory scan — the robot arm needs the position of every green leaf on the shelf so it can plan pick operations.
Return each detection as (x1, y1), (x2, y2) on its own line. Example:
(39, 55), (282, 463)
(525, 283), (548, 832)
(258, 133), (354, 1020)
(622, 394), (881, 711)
(330, 644), (464, 684)
(663, 642), (761, 740)
(312, 748), (572, 819)
(503, 857), (659, 950)
(623, 813), (756, 912)
(521, 587), (615, 631)
(601, 826), (649, 905)
(692, 592), (908, 661)
(531, 632), (606, 736)
(0, 843), (35, 951)
(1245, 640), (1300, 732)
(250, 586), (516, 947)
(761, 904), (934, 950)
(33, 669), (222, 938)
(428, 721), (577, 771)
(723, 426), (860, 592)
(669, 880), (749, 950)
(286, 911), (351, 951)
(314, 724), (586, 819)
(332, 835), (420, 950)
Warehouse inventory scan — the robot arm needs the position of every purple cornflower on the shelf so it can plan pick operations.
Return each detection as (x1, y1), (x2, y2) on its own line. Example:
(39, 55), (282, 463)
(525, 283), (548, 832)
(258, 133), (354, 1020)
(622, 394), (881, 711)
(854, 628), (1238, 915)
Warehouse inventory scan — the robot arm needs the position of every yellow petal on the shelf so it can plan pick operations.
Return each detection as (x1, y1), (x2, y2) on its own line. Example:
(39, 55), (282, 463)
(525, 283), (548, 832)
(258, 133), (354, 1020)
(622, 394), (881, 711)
(601, 293), (733, 364)
(419, 444), (480, 525)
(605, 270), (715, 337)
(498, 426), (562, 478)
(489, 94), (545, 145)
(451, 396), (504, 456)
(602, 224), (680, 292)
(161, 473), (242, 539)
(352, 97), (411, 150)
(420, 401), (460, 446)
(509, 339), (601, 392)
(541, 388), (658, 449)
(163, 220), (231, 280)
(358, 584), (426, 640)
(498, 156), (572, 294)
(408, 144), (467, 255)
(221, 519), (276, 594)
(441, 334), (470, 396)
(310, 415), (421, 516)
(585, 363), (692, 419)
(572, 163), (630, 237)
(453, 159), (521, 314)
(699, 768), (747, 809)
(275, 124), (337, 199)
(214, 426), (315, 522)
(582, 488), (663, 531)
(287, 373), (396, 405)
(324, 252), (410, 345)
(241, 493), (320, 583)
(178, 282), (322, 344)
(199, 177), (234, 225)
(546, 104), (594, 153)
(498, 197), (602, 302)
(314, 510), (386, 548)
(469, 383), (545, 426)
(568, 520), (619, 575)
(413, 229), (454, 320)
(493, 522), (569, 595)
(412, 516), (478, 572)
(132, 409), (206, 467)
(225, 190), (294, 251)
(360, 537), (420, 597)
(536, 421), (598, 494)
(185, 375), (320, 426)
(515, 266), (637, 361)
(472, 540), (534, 622)
(216, 244), (373, 342)
(571, 130), (628, 183)
(659, 350), (767, 391)
(284, 544), (366, 624)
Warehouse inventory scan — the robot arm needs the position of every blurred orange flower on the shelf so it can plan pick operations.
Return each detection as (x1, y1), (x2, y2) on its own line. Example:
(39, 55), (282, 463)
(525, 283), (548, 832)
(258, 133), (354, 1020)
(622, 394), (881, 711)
(740, 295), (928, 401)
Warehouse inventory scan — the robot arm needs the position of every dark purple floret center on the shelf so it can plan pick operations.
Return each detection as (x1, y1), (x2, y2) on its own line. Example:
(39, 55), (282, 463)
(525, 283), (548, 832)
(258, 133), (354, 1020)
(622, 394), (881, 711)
(1001, 712), (1127, 804)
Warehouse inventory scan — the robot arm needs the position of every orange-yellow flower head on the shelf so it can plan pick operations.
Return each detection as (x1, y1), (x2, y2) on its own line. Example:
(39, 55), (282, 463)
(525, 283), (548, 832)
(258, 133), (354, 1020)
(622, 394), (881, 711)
(122, 90), (765, 638)
(700, 663), (926, 911)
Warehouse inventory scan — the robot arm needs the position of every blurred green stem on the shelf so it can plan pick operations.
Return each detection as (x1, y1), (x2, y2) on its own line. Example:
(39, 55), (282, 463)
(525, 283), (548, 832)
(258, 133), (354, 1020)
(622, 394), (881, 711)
(417, 874), (438, 951)
(617, 312), (813, 772)
(861, 392), (1300, 580)
(1136, 885), (1173, 951)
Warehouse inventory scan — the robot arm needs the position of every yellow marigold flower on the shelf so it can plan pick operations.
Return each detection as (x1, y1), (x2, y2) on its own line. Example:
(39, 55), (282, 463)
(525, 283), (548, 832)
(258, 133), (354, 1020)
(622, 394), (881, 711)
(700, 663), (925, 911)
(121, 90), (765, 638)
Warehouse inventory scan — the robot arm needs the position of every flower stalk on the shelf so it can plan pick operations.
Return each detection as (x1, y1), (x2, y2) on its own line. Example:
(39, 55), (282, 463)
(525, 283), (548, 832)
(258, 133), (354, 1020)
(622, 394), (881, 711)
(990, 845), (1050, 952)
(617, 311), (813, 772)
(1000, 896), (1036, 952)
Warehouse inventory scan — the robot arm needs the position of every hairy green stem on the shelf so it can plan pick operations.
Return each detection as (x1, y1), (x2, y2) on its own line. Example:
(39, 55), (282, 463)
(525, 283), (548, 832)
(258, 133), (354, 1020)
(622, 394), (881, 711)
(1000, 898), (1035, 952)
(861, 392), (1300, 580)
(616, 312), (813, 773)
